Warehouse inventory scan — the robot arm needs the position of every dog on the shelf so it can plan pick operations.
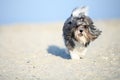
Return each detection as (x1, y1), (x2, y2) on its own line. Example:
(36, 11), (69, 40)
(62, 6), (102, 59)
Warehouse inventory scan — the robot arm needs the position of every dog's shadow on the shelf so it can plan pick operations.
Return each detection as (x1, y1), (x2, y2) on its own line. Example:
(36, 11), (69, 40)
(47, 45), (71, 59)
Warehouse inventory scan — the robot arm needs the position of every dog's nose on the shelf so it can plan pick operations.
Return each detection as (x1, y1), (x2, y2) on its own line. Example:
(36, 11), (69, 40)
(80, 30), (83, 33)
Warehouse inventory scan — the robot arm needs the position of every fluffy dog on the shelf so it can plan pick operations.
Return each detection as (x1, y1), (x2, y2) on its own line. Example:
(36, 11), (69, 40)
(63, 6), (102, 59)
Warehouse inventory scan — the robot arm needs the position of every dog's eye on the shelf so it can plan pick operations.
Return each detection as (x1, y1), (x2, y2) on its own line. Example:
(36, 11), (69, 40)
(84, 25), (87, 28)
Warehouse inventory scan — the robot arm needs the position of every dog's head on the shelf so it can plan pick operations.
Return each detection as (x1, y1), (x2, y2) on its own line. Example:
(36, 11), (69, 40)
(69, 7), (102, 46)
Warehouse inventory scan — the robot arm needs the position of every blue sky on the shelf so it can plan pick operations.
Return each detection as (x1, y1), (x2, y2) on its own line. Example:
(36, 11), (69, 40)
(0, 0), (120, 24)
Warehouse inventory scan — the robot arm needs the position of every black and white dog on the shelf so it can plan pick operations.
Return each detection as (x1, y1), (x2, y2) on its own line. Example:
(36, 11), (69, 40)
(63, 6), (102, 59)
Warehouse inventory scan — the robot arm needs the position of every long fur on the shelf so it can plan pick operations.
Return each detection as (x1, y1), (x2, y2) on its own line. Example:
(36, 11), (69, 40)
(62, 6), (102, 59)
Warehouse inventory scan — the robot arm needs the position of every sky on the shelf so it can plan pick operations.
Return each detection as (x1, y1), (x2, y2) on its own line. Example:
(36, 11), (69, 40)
(0, 0), (120, 24)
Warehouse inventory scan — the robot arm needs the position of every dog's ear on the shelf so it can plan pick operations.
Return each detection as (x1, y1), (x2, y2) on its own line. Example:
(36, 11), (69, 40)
(72, 6), (88, 17)
(88, 25), (102, 41)
(84, 16), (93, 25)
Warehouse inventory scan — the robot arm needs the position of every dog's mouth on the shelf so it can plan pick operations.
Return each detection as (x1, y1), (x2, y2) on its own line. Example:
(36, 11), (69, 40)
(74, 28), (84, 37)
(78, 33), (83, 36)
(76, 26), (85, 37)
(74, 29), (85, 39)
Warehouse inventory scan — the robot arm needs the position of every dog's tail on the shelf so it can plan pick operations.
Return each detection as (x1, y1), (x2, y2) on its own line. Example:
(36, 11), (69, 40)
(72, 6), (88, 17)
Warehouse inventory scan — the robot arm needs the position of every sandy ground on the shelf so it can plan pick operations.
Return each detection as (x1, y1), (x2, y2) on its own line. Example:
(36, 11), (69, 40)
(0, 20), (120, 80)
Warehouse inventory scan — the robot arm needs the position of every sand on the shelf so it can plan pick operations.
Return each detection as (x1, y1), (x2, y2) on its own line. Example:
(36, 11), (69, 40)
(0, 20), (120, 80)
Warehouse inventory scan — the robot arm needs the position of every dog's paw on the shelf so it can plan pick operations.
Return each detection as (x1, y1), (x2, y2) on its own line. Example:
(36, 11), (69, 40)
(69, 50), (80, 60)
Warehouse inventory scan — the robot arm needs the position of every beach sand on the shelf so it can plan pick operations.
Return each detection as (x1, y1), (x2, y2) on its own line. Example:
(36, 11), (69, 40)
(0, 20), (120, 80)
